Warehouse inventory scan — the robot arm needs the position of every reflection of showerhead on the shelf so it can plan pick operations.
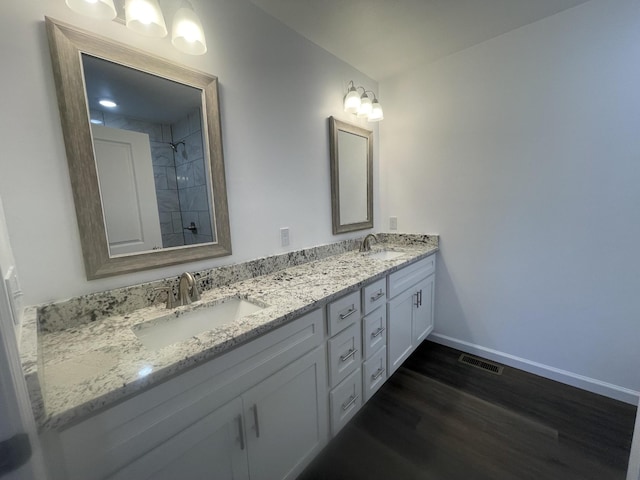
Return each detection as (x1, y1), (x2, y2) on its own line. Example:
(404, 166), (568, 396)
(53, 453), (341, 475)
(168, 141), (187, 159)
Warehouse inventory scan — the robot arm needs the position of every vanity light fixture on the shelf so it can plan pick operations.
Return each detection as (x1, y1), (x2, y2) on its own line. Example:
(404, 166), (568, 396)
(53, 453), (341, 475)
(343, 81), (361, 114)
(125, 0), (167, 37)
(356, 92), (373, 118)
(343, 80), (384, 122)
(65, 0), (117, 20)
(65, 0), (208, 55)
(171, 0), (207, 54)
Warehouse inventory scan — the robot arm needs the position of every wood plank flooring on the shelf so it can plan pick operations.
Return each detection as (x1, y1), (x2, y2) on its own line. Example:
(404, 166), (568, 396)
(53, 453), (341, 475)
(299, 341), (637, 480)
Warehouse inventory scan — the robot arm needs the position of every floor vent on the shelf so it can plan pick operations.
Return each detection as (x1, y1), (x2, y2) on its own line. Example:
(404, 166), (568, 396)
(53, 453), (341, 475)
(458, 354), (504, 375)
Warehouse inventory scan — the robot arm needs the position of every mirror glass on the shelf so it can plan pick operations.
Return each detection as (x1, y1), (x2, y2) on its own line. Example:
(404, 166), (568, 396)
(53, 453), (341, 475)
(83, 55), (215, 256)
(329, 117), (373, 234)
(46, 18), (232, 279)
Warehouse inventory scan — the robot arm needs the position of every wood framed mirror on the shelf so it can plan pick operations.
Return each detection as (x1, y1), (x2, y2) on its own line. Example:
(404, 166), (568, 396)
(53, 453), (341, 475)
(329, 117), (373, 234)
(46, 17), (231, 279)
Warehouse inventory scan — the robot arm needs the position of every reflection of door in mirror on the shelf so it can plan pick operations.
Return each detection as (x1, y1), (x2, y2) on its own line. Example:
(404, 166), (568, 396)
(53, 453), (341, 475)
(337, 130), (368, 225)
(82, 54), (216, 255)
(92, 125), (163, 255)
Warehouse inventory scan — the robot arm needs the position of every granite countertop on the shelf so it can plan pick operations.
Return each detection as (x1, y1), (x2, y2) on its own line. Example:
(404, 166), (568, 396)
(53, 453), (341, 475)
(23, 235), (438, 432)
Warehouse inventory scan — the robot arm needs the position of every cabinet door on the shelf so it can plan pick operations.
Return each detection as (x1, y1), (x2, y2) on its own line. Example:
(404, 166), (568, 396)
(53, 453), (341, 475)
(412, 274), (435, 345)
(108, 397), (249, 480)
(387, 287), (416, 375)
(243, 346), (328, 480)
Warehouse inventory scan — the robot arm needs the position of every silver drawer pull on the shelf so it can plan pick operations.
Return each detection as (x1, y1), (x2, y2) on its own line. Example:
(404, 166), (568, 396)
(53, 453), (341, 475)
(340, 348), (358, 362)
(339, 307), (357, 320)
(371, 327), (385, 338)
(370, 290), (384, 301)
(371, 368), (385, 381)
(341, 394), (359, 411)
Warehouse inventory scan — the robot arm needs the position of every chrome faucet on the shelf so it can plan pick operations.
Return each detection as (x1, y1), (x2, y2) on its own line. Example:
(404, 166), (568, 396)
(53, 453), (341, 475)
(359, 234), (378, 252)
(177, 272), (201, 306)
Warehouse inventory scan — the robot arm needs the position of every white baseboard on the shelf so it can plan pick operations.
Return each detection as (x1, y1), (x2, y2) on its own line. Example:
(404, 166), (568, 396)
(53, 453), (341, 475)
(428, 333), (640, 405)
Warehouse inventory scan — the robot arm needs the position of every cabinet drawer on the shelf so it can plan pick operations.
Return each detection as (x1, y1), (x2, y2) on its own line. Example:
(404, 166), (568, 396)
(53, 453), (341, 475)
(329, 368), (362, 436)
(362, 278), (386, 316)
(327, 321), (362, 388)
(362, 308), (386, 360)
(387, 255), (436, 299)
(363, 346), (387, 402)
(327, 290), (360, 336)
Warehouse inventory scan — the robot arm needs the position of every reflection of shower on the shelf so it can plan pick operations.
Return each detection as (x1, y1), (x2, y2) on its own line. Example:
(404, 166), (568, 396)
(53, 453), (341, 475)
(168, 140), (187, 159)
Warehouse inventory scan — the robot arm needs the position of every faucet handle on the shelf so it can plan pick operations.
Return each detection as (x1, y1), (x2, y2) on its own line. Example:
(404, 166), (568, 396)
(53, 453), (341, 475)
(154, 286), (176, 309)
(188, 273), (201, 302)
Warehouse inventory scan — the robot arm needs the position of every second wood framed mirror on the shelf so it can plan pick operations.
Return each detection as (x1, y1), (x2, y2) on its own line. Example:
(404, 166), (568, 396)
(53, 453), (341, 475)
(329, 117), (373, 234)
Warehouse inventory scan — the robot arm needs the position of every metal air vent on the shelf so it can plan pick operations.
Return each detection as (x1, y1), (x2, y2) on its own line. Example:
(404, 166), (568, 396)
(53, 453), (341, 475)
(458, 354), (504, 375)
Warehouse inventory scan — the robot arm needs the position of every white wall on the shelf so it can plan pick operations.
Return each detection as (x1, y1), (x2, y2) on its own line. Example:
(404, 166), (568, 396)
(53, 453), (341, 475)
(0, 0), (378, 305)
(380, 0), (640, 400)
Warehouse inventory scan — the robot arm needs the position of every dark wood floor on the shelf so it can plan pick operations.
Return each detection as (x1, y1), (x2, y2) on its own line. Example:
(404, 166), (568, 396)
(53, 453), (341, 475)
(299, 341), (637, 480)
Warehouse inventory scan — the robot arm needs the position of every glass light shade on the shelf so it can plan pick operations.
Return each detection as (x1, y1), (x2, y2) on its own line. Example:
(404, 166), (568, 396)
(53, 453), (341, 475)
(368, 100), (384, 122)
(356, 95), (373, 118)
(65, 0), (117, 20)
(343, 87), (361, 114)
(172, 4), (207, 55)
(125, 0), (168, 38)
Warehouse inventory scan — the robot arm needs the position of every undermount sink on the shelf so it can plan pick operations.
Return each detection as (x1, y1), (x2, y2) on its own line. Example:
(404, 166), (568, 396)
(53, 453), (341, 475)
(365, 250), (406, 261)
(132, 297), (266, 350)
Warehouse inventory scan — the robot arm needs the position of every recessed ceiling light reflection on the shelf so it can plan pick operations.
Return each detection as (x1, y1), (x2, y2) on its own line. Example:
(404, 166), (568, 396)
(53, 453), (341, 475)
(98, 99), (117, 108)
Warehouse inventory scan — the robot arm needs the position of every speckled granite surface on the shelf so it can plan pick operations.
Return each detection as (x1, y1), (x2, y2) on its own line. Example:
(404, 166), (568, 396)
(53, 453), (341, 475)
(22, 234), (438, 432)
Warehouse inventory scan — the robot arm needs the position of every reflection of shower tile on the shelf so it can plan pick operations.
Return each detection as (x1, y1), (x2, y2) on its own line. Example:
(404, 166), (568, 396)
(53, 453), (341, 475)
(162, 233), (185, 248)
(153, 166), (168, 190)
(192, 234), (213, 245)
(176, 163), (192, 189)
(192, 160), (207, 186)
(188, 109), (202, 134)
(179, 185), (209, 211)
(183, 230), (195, 245)
(172, 116), (190, 142)
(162, 124), (172, 142)
(198, 211), (213, 237)
(151, 144), (174, 167)
(171, 212), (183, 233)
(156, 189), (180, 212)
(166, 166), (178, 190)
(159, 212), (173, 235)
(185, 131), (204, 161)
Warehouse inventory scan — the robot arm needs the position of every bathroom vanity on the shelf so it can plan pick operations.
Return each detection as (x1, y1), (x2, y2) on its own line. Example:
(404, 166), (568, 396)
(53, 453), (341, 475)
(24, 235), (438, 480)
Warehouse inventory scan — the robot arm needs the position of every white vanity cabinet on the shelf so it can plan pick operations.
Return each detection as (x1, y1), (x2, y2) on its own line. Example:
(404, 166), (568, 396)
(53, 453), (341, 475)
(108, 346), (327, 480)
(387, 255), (436, 375)
(108, 397), (250, 480)
(41, 252), (437, 480)
(242, 346), (327, 480)
(45, 309), (327, 480)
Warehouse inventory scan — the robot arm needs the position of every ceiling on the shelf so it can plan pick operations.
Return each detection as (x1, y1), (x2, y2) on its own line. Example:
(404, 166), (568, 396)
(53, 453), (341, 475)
(83, 54), (201, 125)
(250, 0), (592, 81)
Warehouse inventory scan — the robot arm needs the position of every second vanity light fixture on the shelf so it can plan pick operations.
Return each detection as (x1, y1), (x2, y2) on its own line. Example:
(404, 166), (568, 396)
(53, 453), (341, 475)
(343, 80), (384, 122)
(64, 0), (208, 55)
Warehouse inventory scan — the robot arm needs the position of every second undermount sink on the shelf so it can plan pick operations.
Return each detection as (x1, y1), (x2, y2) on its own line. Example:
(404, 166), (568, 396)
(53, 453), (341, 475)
(365, 249), (406, 261)
(132, 297), (266, 351)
